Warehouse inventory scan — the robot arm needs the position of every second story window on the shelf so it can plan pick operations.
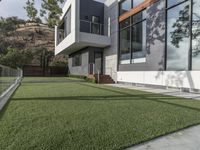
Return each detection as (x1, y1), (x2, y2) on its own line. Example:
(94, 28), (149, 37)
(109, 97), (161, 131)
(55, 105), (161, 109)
(64, 7), (71, 37)
(91, 16), (101, 35)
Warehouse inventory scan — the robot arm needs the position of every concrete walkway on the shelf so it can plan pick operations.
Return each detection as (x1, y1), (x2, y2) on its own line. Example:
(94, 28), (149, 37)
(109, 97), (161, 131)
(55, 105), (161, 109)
(107, 84), (200, 150)
(126, 125), (200, 150)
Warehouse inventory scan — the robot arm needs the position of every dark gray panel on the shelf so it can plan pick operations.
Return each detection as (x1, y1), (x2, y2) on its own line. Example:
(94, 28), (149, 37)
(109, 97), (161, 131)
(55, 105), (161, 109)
(80, 0), (104, 33)
(118, 0), (166, 71)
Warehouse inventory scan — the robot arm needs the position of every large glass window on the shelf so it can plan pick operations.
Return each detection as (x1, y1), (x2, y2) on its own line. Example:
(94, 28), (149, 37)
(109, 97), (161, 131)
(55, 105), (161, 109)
(132, 22), (146, 53)
(131, 10), (146, 56)
(192, 0), (200, 70)
(64, 7), (71, 37)
(119, 10), (147, 64)
(119, 0), (132, 15)
(72, 54), (82, 67)
(91, 16), (100, 34)
(166, 1), (190, 71)
(119, 0), (145, 16)
(167, 0), (186, 8)
(120, 27), (131, 63)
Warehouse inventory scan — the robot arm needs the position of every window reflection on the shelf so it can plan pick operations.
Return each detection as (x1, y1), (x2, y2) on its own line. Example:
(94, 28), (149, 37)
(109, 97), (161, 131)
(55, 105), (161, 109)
(167, 0), (186, 8)
(64, 7), (71, 37)
(120, 18), (130, 29)
(120, 27), (131, 62)
(192, 0), (200, 70)
(133, 0), (144, 8)
(167, 2), (190, 71)
(119, 0), (132, 15)
(119, 0), (145, 16)
(131, 10), (146, 58)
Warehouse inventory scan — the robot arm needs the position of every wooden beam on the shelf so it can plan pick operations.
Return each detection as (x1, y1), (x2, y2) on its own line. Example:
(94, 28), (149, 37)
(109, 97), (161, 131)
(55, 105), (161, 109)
(119, 0), (159, 22)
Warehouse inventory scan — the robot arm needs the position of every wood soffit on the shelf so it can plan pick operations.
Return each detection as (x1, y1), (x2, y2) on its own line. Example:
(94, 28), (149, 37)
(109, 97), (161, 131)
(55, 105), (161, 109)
(119, 0), (159, 22)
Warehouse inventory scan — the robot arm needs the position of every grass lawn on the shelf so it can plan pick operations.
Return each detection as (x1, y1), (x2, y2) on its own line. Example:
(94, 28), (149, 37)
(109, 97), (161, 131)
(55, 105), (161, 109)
(1, 77), (200, 150)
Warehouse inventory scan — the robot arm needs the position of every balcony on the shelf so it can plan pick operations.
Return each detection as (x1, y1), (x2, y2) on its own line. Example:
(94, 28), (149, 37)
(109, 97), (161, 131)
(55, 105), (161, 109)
(55, 20), (111, 55)
(80, 20), (104, 35)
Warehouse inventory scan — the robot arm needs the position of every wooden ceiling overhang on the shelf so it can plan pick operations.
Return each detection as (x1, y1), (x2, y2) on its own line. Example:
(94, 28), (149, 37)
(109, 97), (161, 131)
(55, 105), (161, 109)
(119, 0), (159, 22)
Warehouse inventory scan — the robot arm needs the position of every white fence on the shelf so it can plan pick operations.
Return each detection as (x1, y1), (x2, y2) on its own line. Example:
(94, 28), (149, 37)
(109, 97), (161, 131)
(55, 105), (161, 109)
(0, 65), (22, 98)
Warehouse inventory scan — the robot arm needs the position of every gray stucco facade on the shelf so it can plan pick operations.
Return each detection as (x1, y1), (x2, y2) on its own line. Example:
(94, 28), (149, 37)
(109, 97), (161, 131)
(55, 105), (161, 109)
(118, 0), (166, 71)
(68, 47), (103, 76)
(103, 0), (119, 81)
(56, 0), (200, 91)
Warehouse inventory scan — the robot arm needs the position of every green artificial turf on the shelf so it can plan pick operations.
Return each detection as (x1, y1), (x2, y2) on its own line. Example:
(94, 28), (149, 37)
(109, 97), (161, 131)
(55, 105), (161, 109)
(1, 77), (200, 150)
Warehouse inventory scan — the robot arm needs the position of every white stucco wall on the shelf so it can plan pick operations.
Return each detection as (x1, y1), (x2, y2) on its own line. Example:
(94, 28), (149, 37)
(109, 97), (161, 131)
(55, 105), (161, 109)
(117, 71), (200, 90)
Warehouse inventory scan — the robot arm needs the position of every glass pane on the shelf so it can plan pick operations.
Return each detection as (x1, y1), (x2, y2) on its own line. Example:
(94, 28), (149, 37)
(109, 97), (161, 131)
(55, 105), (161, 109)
(120, 0), (132, 15)
(120, 18), (130, 29)
(132, 21), (146, 54)
(192, 0), (200, 70)
(91, 23), (100, 34)
(132, 10), (146, 24)
(167, 0), (186, 8)
(132, 22), (142, 52)
(167, 2), (190, 71)
(133, 0), (145, 8)
(120, 28), (131, 61)
(64, 7), (71, 37)
(92, 16), (100, 23)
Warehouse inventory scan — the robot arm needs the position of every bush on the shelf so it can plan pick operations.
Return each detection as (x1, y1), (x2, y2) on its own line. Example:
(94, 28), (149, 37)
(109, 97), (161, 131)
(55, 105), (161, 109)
(67, 74), (97, 83)
(85, 77), (96, 83)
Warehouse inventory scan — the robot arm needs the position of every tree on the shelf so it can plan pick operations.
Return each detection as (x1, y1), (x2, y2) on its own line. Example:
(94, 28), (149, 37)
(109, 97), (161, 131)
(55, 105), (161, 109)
(0, 17), (25, 36)
(170, 3), (200, 57)
(40, 0), (64, 28)
(0, 48), (33, 68)
(40, 48), (54, 75)
(24, 0), (38, 22)
(0, 17), (25, 54)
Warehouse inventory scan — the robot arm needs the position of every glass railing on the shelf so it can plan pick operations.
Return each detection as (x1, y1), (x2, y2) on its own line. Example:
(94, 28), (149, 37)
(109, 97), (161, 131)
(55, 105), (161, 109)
(57, 29), (65, 45)
(0, 65), (22, 97)
(80, 20), (105, 35)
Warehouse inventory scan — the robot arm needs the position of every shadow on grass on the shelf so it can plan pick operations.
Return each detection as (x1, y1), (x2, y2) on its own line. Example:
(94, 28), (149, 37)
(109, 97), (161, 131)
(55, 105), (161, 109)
(22, 80), (86, 84)
(2, 82), (200, 120)
(78, 83), (200, 113)
(12, 95), (200, 114)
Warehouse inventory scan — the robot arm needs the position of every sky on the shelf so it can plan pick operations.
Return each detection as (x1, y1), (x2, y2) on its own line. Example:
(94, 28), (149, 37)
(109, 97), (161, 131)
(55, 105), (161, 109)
(0, 0), (106, 20)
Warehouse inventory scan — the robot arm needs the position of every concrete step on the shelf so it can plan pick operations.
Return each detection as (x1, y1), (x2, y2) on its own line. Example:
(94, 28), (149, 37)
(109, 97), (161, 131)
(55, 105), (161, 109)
(94, 75), (115, 84)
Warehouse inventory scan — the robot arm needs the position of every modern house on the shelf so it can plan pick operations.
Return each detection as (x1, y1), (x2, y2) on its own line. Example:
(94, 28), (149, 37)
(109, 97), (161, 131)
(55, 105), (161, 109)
(55, 0), (200, 91)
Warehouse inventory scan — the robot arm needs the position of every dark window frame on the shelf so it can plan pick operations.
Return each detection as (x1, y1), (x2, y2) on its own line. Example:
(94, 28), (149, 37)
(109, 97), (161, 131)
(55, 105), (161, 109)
(165, 0), (193, 71)
(119, 9), (147, 64)
(131, 10), (147, 55)
(91, 15), (101, 35)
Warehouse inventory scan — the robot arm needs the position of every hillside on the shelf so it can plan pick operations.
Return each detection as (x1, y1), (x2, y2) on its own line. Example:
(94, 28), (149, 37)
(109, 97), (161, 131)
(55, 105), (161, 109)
(5, 22), (67, 66)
